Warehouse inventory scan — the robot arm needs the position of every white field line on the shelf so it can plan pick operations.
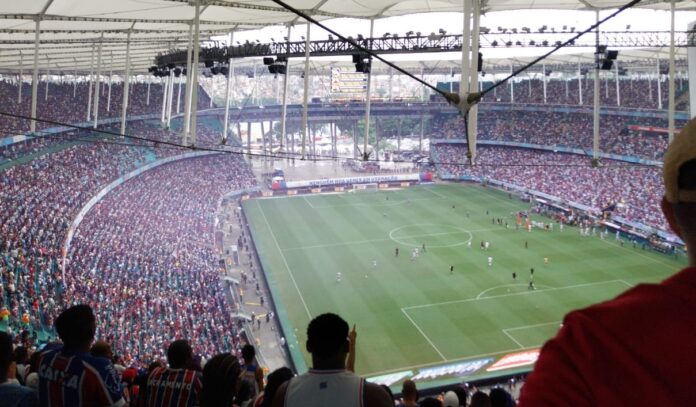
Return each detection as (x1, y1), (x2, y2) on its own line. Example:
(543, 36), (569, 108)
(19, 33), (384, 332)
(502, 321), (563, 350)
(503, 321), (563, 333)
(302, 195), (316, 209)
(600, 238), (679, 270)
(401, 308), (447, 361)
(256, 200), (312, 319)
(282, 228), (498, 251)
(476, 283), (554, 300)
(502, 330), (526, 349)
(403, 279), (633, 311)
(423, 186), (448, 199)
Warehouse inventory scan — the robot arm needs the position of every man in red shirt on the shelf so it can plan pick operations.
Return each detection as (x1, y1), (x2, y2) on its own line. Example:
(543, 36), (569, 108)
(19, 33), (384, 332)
(518, 118), (696, 405)
(142, 340), (201, 407)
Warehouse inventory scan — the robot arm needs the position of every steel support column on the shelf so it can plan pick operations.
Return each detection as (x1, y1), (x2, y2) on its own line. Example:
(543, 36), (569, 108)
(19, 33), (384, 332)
(302, 23), (311, 159)
(120, 30), (132, 135)
(93, 35), (103, 128)
(363, 18), (375, 160)
(30, 18), (41, 133)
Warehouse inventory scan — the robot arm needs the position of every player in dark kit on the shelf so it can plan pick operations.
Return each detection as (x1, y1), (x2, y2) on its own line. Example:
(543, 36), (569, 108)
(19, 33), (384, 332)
(512, 272), (517, 280)
(395, 247), (399, 257)
(450, 265), (454, 275)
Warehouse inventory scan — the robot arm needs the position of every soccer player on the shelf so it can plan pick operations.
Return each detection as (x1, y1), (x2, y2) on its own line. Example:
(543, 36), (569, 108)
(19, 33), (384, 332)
(488, 256), (493, 267)
(450, 265), (454, 275)
(512, 272), (517, 280)
(485, 241), (490, 250)
(395, 247), (399, 257)
(544, 257), (549, 265)
(531, 267), (535, 276)
(38, 305), (125, 407)
(528, 281), (535, 290)
(467, 241), (472, 249)
(372, 260), (377, 268)
(422, 243), (426, 253)
(336, 272), (342, 282)
(525, 240), (528, 249)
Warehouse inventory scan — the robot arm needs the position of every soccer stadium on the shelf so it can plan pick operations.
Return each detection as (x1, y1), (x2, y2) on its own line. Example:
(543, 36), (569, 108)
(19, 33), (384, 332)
(0, 0), (695, 406)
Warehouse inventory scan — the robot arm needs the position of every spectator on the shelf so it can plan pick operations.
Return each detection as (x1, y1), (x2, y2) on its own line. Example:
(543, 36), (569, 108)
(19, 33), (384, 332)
(142, 340), (202, 407)
(397, 380), (419, 407)
(240, 344), (264, 400)
(419, 398), (442, 407)
(470, 392), (491, 407)
(442, 390), (460, 407)
(37, 304), (125, 407)
(489, 388), (514, 407)
(0, 331), (38, 406)
(273, 313), (392, 407)
(379, 385), (395, 405)
(199, 353), (241, 407)
(258, 367), (293, 407)
(90, 341), (114, 360)
(518, 117), (696, 405)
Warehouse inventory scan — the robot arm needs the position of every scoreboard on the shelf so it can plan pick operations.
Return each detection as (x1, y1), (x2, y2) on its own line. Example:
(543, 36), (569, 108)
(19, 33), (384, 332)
(331, 68), (367, 94)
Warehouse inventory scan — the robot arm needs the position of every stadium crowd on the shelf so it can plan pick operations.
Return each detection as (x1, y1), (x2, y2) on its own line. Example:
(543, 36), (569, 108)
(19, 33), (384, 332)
(66, 154), (256, 362)
(0, 79), (212, 135)
(434, 110), (678, 161)
(431, 144), (665, 230)
(483, 77), (688, 111)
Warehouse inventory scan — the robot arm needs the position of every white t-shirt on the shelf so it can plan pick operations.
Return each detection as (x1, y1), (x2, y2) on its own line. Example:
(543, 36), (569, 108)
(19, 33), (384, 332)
(285, 369), (363, 407)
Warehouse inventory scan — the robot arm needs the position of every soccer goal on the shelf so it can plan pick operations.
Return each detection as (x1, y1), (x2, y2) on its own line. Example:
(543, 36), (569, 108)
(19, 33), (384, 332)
(353, 182), (379, 192)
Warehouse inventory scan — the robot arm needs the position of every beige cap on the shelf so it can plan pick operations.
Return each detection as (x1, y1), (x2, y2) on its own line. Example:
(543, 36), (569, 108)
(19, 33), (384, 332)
(664, 117), (696, 203)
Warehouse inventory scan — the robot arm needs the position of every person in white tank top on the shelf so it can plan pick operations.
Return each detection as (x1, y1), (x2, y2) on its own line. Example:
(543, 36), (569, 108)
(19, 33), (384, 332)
(272, 313), (392, 407)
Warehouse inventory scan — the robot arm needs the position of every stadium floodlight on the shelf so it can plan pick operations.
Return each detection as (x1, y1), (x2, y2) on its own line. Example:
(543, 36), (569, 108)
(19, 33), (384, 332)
(511, 28), (517, 34)
(357, 34), (364, 40)
(529, 40), (536, 46)
(406, 30), (414, 37)
(263, 57), (275, 65)
(491, 40), (498, 46)
(438, 28), (447, 35)
(506, 41), (512, 47)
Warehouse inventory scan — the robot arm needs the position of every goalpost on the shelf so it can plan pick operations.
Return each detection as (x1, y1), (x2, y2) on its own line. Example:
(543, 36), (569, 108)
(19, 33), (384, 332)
(353, 182), (379, 192)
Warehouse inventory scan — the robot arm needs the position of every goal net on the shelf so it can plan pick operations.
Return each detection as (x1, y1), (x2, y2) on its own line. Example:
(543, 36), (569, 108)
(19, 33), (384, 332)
(353, 183), (379, 192)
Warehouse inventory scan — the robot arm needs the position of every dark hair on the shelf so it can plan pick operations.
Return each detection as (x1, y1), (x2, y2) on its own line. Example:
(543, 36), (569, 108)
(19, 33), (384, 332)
(470, 391), (491, 407)
(489, 388), (512, 407)
(380, 384), (395, 402)
(0, 332), (12, 383)
(241, 344), (256, 363)
(306, 313), (349, 360)
(420, 397), (443, 407)
(13, 346), (28, 364)
(200, 353), (241, 407)
(261, 367), (294, 407)
(90, 341), (112, 359)
(402, 379), (417, 399)
(55, 304), (96, 349)
(166, 340), (193, 369)
(453, 386), (468, 407)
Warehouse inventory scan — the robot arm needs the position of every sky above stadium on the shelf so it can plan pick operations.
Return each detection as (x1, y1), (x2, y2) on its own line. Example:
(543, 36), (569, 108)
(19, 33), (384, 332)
(219, 8), (696, 63)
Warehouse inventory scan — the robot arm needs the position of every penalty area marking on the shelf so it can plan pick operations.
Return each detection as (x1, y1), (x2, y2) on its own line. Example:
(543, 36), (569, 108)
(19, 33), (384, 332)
(401, 308), (447, 361)
(389, 224), (473, 248)
(403, 279), (634, 311)
(502, 321), (563, 349)
(476, 284), (554, 299)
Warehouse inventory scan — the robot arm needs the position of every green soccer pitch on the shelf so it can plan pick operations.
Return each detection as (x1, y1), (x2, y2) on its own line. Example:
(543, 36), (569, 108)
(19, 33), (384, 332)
(243, 184), (686, 385)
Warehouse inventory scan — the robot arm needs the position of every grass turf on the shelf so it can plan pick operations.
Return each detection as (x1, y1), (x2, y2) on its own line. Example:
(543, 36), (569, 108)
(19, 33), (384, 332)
(243, 184), (686, 381)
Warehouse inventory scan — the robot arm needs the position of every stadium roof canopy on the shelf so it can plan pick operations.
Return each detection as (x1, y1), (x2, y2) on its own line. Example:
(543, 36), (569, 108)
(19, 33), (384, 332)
(0, 0), (691, 74)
